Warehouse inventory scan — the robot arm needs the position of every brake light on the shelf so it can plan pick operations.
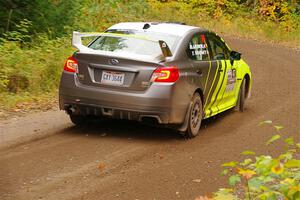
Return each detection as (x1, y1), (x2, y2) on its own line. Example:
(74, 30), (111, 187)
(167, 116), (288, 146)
(151, 66), (179, 83)
(64, 56), (78, 73)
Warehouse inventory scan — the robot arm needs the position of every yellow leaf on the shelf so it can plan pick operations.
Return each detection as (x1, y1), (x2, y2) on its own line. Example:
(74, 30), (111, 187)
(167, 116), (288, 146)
(222, 161), (238, 167)
(259, 120), (272, 126)
(241, 150), (256, 156)
(280, 178), (294, 185)
(285, 159), (300, 168)
(271, 163), (284, 174)
(273, 125), (284, 131)
(237, 168), (256, 179)
(97, 163), (105, 171)
(266, 134), (281, 145)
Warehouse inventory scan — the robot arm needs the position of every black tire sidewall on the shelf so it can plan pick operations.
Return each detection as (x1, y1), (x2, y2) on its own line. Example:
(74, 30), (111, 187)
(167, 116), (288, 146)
(235, 78), (246, 112)
(186, 93), (203, 138)
(239, 79), (246, 112)
(69, 114), (87, 125)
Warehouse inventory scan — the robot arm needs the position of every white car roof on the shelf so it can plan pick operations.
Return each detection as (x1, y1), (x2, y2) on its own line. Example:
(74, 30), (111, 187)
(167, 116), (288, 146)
(107, 22), (200, 37)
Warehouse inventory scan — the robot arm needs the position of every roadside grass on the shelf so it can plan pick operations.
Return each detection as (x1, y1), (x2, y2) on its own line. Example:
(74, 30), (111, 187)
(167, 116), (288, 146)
(212, 17), (300, 47)
(0, 35), (73, 117)
(0, 91), (58, 118)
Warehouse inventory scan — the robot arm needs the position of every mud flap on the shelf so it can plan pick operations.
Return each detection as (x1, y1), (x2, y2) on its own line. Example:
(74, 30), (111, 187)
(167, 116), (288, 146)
(177, 102), (192, 132)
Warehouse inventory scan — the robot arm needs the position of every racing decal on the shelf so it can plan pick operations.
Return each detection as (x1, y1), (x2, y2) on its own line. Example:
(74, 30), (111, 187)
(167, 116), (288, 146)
(225, 69), (236, 92)
(207, 60), (228, 117)
(188, 34), (210, 61)
(203, 61), (212, 94)
(189, 43), (209, 56)
(203, 61), (220, 109)
(201, 34), (206, 43)
(214, 64), (236, 112)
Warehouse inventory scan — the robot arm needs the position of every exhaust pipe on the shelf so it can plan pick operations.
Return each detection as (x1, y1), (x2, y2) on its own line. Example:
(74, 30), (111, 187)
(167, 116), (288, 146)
(140, 115), (162, 124)
(64, 105), (77, 115)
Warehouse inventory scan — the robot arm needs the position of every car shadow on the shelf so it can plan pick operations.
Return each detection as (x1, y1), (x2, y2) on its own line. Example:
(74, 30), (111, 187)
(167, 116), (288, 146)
(61, 108), (238, 141)
(201, 108), (237, 128)
(62, 119), (182, 142)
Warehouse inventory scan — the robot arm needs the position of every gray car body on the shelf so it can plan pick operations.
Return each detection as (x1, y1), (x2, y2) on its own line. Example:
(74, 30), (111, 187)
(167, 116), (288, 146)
(59, 22), (251, 129)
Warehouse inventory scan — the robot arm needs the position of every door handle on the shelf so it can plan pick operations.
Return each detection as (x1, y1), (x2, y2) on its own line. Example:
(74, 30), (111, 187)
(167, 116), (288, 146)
(196, 70), (203, 76)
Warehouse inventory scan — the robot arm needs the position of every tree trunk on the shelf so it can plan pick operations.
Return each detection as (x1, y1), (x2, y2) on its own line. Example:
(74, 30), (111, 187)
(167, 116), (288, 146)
(6, 9), (13, 32)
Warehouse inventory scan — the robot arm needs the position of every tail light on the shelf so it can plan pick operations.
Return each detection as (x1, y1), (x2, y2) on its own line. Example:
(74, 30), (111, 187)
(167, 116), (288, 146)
(64, 56), (78, 73)
(151, 66), (179, 83)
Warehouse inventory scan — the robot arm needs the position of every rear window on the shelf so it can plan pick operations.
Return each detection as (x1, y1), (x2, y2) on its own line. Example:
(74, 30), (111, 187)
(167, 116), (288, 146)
(88, 32), (180, 57)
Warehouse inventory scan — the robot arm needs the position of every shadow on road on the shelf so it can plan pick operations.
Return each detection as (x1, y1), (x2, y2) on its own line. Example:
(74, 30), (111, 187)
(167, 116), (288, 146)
(60, 108), (238, 141)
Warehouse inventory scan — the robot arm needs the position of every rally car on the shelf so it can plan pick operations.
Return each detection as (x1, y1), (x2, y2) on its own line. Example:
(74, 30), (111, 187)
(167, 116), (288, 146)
(59, 22), (252, 138)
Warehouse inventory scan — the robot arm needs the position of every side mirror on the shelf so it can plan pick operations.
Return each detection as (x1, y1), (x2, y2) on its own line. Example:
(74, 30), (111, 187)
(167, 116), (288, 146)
(230, 51), (241, 61)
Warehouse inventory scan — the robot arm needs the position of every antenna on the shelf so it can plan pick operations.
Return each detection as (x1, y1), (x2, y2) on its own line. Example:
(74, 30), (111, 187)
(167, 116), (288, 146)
(143, 23), (151, 29)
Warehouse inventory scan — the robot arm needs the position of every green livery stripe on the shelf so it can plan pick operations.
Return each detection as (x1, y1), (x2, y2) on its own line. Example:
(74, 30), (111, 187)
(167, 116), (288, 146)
(215, 61), (229, 110)
(205, 60), (222, 111)
(204, 61), (222, 110)
(208, 60), (228, 117)
(204, 61), (219, 109)
(203, 61), (212, 96)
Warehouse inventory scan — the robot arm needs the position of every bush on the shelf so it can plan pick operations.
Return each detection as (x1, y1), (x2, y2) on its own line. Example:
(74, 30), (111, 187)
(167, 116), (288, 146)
(0, 18), (74, 97)
(0, 0), (83, 39)
(196, 121), (300, 200)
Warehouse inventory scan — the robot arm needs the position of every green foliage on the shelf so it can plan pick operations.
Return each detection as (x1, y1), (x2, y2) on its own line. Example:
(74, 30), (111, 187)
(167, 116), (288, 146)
(266, 134), (281, 145)
(208, 122), (300, 200)
(2, 19), (32, 43)
(0, 0), (83, 38)
(1, 0), (299, 39)
(241, 151), (256, 156)
(78, 0), (150, 31)
(0, 34), (73, 94)
(229, 175), (242, 186)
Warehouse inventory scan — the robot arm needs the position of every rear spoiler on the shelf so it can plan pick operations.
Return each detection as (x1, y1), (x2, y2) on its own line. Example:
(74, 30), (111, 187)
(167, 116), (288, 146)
(72, 31), (173, 57)
(72, 31), (103, 51)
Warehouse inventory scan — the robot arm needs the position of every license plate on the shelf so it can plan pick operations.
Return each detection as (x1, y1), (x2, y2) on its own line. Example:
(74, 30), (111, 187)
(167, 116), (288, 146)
(101, 71), (125, 86)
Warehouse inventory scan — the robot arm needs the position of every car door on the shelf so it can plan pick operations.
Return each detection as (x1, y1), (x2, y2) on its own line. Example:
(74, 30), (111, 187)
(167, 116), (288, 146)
(221, 38), (240, 110)
(215, 36), (239, 111)
(205, 33), (233, 117)
(186, 32), (220, 119)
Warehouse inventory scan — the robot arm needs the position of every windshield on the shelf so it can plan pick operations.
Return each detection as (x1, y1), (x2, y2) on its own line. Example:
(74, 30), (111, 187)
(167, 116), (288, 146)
(88, 32), (180, 57)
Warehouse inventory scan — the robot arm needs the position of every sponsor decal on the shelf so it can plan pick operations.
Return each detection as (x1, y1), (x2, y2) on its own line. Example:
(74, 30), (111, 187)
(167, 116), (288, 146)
(226, 69), (236, 92)
(189, 44), (209, 56)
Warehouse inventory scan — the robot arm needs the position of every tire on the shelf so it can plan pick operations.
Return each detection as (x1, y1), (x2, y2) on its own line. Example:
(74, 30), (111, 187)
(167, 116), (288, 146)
(69, 114), (88, 126)
(235, 78), (246, 112)
(185, 93), (203, 138)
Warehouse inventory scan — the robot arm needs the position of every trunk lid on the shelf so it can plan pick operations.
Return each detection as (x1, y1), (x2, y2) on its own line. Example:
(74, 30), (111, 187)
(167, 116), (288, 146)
(74, 53), (161, 91)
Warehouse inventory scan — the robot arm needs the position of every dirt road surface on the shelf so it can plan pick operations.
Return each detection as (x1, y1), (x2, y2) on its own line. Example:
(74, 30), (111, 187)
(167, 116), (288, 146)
(1, 38), (299, 200)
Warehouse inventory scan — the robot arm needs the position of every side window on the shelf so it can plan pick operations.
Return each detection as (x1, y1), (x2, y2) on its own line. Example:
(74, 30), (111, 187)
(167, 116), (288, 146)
(186, 33), (210, 61)
(207, 34), (230, 60)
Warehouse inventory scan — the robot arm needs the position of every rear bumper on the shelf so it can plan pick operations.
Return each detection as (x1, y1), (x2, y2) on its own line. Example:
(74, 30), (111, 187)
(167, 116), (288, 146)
(59, 72), (188, 124)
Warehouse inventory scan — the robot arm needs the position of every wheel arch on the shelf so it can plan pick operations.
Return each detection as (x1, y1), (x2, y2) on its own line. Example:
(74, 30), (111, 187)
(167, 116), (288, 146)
(177, 88), (204, 132)
(194, 88), (204, 106)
